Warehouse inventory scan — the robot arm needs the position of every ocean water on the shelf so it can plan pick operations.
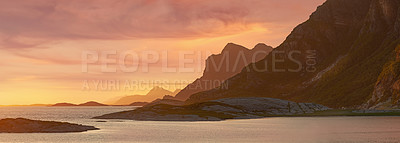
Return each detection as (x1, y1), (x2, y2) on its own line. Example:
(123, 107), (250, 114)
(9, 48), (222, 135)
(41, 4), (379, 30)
(0, 106), (400, 143)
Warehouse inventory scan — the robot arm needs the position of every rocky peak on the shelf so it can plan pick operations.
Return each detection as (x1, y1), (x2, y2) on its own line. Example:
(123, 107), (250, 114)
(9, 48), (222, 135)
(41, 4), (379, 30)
(203, 43), (270, 80)
(221, 43), (249, 54)
(149, 86), (162, 91)
(147, 86), (171, 96)
(172, 43), (272, 101)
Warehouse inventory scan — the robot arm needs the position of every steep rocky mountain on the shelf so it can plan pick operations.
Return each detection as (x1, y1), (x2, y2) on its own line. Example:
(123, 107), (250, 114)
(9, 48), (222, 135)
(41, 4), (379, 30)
(113, 86), (178, 105)
(170, 43), (272, 101)
(186, 0), (400, 109)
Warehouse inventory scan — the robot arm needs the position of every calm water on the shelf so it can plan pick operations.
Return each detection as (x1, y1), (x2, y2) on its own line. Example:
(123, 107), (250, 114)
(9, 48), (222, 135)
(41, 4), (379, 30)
(0, 107), (400, 143)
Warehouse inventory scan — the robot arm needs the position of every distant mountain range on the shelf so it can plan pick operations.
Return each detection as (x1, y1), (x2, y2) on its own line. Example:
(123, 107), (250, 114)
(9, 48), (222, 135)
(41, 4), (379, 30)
(111, 86), (181, 105)
(52, 87), (180, 107)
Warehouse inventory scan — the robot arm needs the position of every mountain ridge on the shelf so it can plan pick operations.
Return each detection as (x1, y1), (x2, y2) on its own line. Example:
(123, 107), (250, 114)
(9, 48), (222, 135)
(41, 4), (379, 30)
(169, 43), (273, 101)
(112, 86), (180, 105)
(185, 0), (400, 109)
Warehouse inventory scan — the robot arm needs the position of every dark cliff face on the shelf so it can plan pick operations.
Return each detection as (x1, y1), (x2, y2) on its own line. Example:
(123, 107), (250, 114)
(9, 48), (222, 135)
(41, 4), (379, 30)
(186, 0), (400, 109)
(171, 43), (272, 101)
(361, 0), (400, 109)
(365, 45), (400, 109)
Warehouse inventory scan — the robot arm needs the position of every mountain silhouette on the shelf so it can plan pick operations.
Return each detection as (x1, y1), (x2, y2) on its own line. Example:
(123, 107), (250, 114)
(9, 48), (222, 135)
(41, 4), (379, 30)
(78, 101), (108, 106)
(168, 43), (272, 101)
(186, 0), (400, 109)
(113, 86), (180, 105)
(52, 101), (107, 106)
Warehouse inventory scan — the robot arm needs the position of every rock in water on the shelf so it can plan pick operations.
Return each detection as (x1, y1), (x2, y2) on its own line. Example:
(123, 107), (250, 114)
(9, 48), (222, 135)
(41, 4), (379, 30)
(0, 118), (99, 133)
(94, 97), (330, 121)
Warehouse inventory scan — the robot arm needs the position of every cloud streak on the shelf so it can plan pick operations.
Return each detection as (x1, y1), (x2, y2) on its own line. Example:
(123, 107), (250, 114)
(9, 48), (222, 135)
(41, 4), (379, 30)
(0, 0), (325, 47)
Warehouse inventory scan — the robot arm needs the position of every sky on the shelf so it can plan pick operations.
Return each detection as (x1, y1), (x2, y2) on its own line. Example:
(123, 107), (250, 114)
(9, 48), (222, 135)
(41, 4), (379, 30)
(0, 0), (325, 105)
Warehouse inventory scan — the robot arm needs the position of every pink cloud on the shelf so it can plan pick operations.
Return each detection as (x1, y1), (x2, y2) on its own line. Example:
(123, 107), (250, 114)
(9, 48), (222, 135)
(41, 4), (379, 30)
(0, 0), (325, 66)
(0, 0), (325, 49)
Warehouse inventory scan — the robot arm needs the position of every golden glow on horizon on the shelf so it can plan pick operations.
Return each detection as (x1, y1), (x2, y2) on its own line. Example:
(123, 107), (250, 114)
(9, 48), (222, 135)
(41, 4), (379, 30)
(0, 0), (325, 105)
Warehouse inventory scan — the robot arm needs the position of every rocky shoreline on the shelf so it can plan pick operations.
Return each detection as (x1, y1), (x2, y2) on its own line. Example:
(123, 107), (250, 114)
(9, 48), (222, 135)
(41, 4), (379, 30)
(0, 118), (99, 133)
(94, 97), (331, 121)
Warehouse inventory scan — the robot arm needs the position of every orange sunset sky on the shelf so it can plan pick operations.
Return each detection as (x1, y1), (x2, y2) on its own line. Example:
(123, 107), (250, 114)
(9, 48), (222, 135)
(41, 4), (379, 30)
(0, 0), (325, 105)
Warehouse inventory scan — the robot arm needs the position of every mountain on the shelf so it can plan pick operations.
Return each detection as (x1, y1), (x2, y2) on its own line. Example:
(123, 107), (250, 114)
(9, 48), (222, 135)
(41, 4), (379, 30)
(93, 0), (400, 121)
(186, 0), (400, 109)
(169, 43), (272, 101)
(52, 101), (107, 106)
(113, 86), (178, 105)
(78, 101), (108, 106)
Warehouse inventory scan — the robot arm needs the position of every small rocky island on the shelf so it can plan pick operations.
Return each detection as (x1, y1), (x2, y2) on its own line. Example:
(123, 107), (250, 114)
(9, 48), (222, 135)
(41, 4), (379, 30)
(52, 101), (108, 106)
(0, 118), (99, 133)
(94, 97), (331, 121)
